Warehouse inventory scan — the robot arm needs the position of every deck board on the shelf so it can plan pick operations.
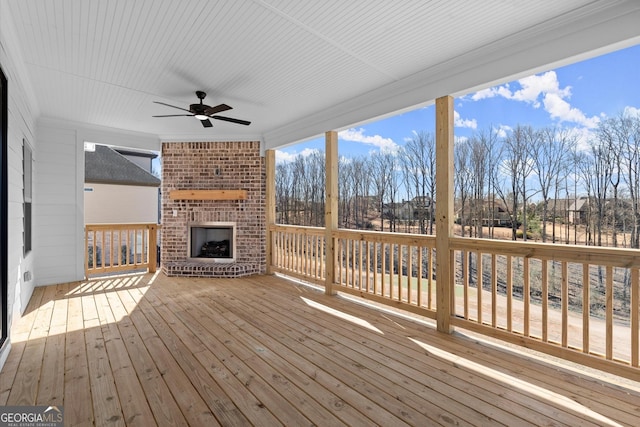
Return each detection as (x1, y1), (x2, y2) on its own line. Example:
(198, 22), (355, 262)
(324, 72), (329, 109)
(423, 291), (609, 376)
(1, 272), (639, 426)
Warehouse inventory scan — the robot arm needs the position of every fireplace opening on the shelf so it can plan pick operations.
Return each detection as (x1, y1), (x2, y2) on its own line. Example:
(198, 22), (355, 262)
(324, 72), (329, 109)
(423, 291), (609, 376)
(188, 222), (236, 263)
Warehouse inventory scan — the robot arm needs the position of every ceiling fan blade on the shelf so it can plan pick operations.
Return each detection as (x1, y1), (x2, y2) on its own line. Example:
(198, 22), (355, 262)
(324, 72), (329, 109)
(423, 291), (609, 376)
(204, 103), (232, 115)
(152, 114), (194, 117)
(201, 119), (213, 128)
(153, 101), (192, 113)
(211, 115), (251, 126)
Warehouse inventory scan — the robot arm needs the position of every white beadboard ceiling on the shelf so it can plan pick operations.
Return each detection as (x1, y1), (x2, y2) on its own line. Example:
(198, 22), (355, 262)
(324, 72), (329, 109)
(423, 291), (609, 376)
(5, 0), (640, 149)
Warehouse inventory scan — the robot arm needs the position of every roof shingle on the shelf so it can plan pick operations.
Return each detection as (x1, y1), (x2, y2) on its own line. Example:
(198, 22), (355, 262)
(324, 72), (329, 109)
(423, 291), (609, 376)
(85, 145), (160, 187)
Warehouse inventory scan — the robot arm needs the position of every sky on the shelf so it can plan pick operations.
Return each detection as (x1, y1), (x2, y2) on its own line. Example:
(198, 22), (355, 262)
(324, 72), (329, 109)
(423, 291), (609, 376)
(275, 43), (640, 162)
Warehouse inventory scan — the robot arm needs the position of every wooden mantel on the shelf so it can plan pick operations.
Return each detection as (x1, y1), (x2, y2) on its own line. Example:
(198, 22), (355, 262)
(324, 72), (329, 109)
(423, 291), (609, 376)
(169, 189), (247, 201)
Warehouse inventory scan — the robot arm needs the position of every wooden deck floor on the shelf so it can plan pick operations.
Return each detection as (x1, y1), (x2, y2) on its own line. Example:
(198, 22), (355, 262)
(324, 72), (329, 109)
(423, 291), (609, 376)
(1, 273), (639, 426)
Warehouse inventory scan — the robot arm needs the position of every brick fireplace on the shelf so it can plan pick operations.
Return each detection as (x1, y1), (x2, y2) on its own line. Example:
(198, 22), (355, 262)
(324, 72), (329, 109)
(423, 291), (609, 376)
(161, 141), (266, 277)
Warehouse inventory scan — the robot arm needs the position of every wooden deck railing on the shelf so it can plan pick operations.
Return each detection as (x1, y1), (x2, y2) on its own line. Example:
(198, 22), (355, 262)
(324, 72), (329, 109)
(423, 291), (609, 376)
(270, 224), (326, 283)
(270, 225), (437, 316)
(269, 224), (640, 378)
(85, 223), (159, 277)
(334, 229), (437, 318)
(450, 237), (639, 374)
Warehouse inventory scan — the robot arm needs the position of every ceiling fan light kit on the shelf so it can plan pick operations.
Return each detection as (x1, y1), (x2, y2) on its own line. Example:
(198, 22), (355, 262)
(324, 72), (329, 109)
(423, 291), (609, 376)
(153, 91), (251, 128)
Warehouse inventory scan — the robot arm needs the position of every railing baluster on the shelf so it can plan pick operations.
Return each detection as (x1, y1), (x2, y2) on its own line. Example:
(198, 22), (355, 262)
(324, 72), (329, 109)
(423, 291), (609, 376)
(632, 268), (639, 367)
(542, 260), (548, 342)
(365, 241), (371, 292)
(506, 255), (512, 331)
(373, 242), (379, 295)
(389, 244), (395, 299)
(341, 238), (346, 285)
(583, 263), (590, 354)
(562, 261), (568, 348)
(407, 246), (413, 304)
(397, 244), (403, 301)
(463, 251), (469, 320)
(358, 240), (363, 291)
(606, 265), (613, 360)
(491, 253), (497, 328)
(428, 248), (433, 310)
(477, 251), (482, 324)
(351, 238), (356, 289)
(524, 257), (530, 337)
(295, 231), (299, 274)
(417, 247), (423, 307)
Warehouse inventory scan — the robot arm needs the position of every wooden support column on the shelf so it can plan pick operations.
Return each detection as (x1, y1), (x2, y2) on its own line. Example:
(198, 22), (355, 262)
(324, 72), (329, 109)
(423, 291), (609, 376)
(325, 131), (339, 295)
(148, 224), (158, 273)
(435, 96), (455, 333)
(266, 149), (276, 274)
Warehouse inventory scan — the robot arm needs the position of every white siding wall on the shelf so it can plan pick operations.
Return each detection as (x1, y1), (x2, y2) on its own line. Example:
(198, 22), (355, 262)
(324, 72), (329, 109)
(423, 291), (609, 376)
(84, 183), (159, 224)
(0, 6), (39, 367)
(34, 123), (85, 286)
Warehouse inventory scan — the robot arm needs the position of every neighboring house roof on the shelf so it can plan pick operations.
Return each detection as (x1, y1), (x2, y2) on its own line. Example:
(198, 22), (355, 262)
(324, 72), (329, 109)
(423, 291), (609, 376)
(85, 145), (160, 187)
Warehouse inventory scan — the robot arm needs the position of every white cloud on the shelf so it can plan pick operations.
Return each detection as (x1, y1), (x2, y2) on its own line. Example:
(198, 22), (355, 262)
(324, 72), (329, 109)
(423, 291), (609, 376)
(494, 124), (512, 138)
(471, 71), (600, 128)
(454, 111), (477, 129)
(471, 84), (512, 101)
(565, 127), (594, 152)
(275, 147), (320, 163)
(511, 72), (571, 107)
(624, 106), (640, 118)
(543, 93), (599, 128)
(339, 128), (399, 153)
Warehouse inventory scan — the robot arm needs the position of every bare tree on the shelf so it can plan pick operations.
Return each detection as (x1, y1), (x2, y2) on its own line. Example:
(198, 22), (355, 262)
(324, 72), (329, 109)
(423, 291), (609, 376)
(339, 157), (354, 228)
(275, 162), (293, 223)
(402, 131), (436, 234)
(352, 157), (372, 228)
(587, 139), (614, 246)
(530, 127), (574, 242)
(455, 139), (473, 237)
(613, 113), (640, 248)
(496, 125), (536, 240)
(596, 118), (623, 246)
(468, 130), (502, 237)
(371, 151), (397, 232)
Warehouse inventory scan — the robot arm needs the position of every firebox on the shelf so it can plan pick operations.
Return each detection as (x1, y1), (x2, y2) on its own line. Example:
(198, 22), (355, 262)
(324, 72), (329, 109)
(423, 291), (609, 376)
(188, 222), (236, 263)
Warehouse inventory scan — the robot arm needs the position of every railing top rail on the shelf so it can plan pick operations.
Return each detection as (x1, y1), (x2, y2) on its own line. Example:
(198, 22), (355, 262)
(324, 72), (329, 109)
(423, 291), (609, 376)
(334, 228), (436, 245)
(271, 223), (437, 245)
(451, 236), (640, 268)
(86, 223), (160, 230)
(270, 224), (325, 234)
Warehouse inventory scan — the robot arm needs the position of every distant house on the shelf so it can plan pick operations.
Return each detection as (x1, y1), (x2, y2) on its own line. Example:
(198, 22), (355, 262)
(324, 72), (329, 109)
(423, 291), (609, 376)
(84, 144), (160, 224)
(547, 197), (589, 225)
(411, 196), (434, 220)
(457, 198), (512, 227)
(382, 196), (435, 221)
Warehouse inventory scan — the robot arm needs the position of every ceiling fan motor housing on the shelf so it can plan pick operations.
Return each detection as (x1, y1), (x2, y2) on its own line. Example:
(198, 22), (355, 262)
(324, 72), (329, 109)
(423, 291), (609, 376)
(190, 103), (208, 114)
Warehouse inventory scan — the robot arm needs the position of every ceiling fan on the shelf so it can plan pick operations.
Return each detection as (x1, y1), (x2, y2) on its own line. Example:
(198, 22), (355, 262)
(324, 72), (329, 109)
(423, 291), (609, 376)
(152, 91), (251, 128)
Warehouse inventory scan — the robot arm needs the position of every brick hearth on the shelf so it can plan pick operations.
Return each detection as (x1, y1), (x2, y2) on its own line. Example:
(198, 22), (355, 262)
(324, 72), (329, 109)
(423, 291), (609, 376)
(161, 141), (266, 277)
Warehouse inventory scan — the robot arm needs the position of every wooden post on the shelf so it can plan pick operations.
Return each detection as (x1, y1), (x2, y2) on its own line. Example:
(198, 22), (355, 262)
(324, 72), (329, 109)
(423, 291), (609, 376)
(265, 149), (276, 274)
(84, 227), (89, 279)
(325, 131), (339, 295)
(435, 96), (454, 333)
(148, 224), (158, 273)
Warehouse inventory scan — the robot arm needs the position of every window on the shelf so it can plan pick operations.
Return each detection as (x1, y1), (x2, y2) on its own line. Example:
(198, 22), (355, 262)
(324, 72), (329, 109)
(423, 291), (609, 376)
(23, 140), (32, 255)
(1, 64), (8, 347)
